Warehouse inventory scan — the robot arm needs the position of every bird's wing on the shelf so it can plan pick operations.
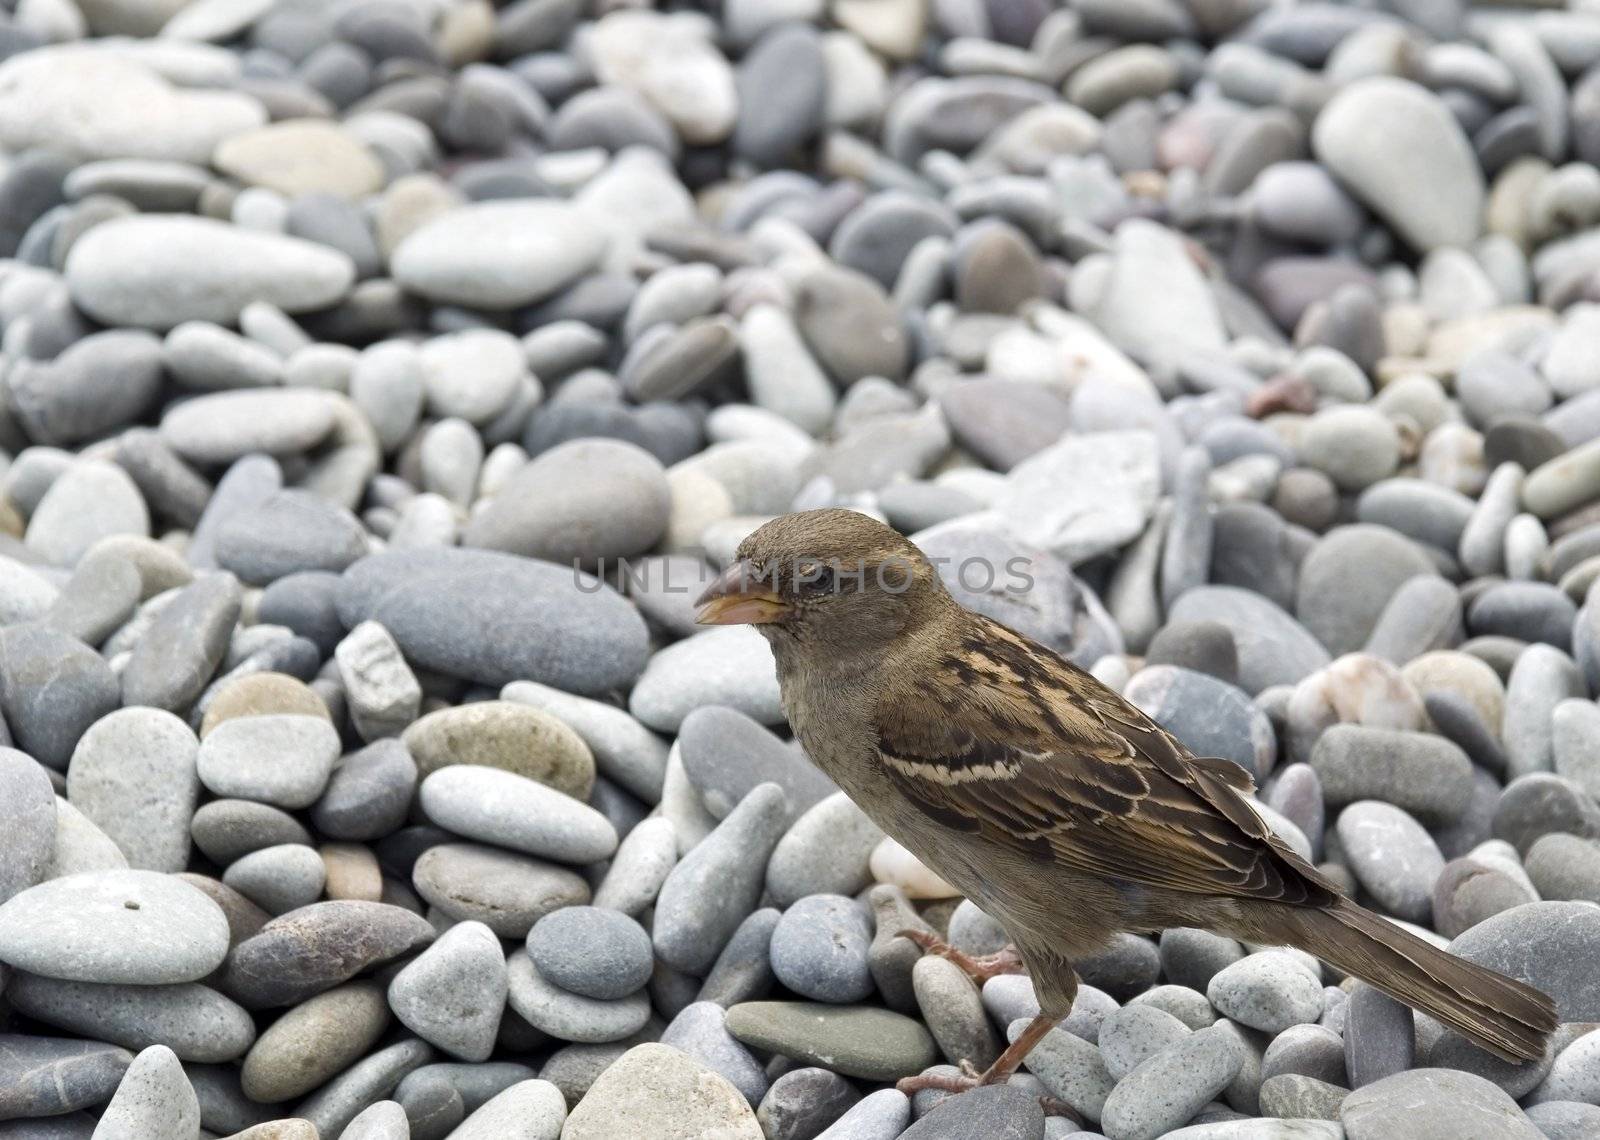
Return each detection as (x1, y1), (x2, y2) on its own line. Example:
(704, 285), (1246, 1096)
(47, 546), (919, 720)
(874, 616), (1339, 908)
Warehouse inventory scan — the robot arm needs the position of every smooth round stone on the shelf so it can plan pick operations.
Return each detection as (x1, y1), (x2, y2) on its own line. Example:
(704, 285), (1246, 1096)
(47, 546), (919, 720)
(766, 792), (884, 908)
(1336, 802), (1445, 923)
(239, 982), (389, 1102)
(1252, 161), (1365, 246)
(214, 118), (384, 198)
(0, 624), (120, 773)
(1098, 1024), (1246, 1140)
(587, 9), (737, 144)
(196, 714), (339, 811)
(522, 904), (654, 1009)
(1357, 479), (1476, 554)
(1168, 587), (1331, 695)
(309, 738), (416, 843)
(1312, 77), (1483, 251)
(337, 546), (649, 695)
(998, 1017), (1114, 1121)
(0, 870), (228, 984)
(418, 328), (525, 426)
(1158, 928), (1246, 994)
(161, 389), (337, 467)
(677, 706), (836, 821)
(769, 894), (874, 1005)
(213, 490), (368, 585)
(25, 459), (149, 566)
(296, 1038), (433, 1139)
(592, 817), (678, 919)
(1526, 1101), (1600, 1140)
(163, 320), (283, 392)
(1206, 952), (1324, 1034)
(412, 843), (590, 939)
(392, 200), (606, 309)
(94, 1044), (201, 1139)
(997, 430), (1161, 565)
(222, 900), (435, 1009)
(1526, 832), (1600, 904)
(65, 214), (353, 329)
(1098, 1004), (1194, 1082)
(560, 1043), (761, 1140)
(1504, 645), (1586, 779)
(1145, 622), (1240, 686)
(66, 708), (198, 874)
(726, 1002), (938, 1082)
(1124, 665), (1273, 778)
(661, 1001), (769, 1107)
(629, 625), (783, 733)
(1296, 526), (1437, 657)
(420, 765), (615, 865)
(1310, 725), (1473, 822)
(190, 806), (311, 884)
(1524, 439), (1600, 521)
(1469, 582), (1577, 651)
(1364, 576), (1463, 666)
(446, 1079), (570, 1140)
(506, 949), (650, 1043)
(464, 439), (669, 562)
(792, 264), (909, 384)
(402, 701), (595, 799)
(387, 921), (508, 1063)
(912, 955), (1000, 1074)
(733, 24), (826, 166)
(654, 783), (790, 974)
(201, 673), (328, 738)
(1492, 773), (1600, 855)
(7, 329), (164, 447)
(1297, 406), (1400, 492)
(0, 750), (54, 904)
(4, 974), (255, 1064)
(0, 1032), (133, 1120)
(1341, 1068), (1540, 1139)
(499, 681), (669, 805)
(221, 844), (326, 915)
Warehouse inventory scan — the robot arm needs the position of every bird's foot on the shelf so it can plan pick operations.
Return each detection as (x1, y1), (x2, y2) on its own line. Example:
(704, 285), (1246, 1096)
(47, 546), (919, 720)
(896, 928), (1027, 984)
(894, 1070), (1083, 1123)
(895, 1013), (1084, 1123)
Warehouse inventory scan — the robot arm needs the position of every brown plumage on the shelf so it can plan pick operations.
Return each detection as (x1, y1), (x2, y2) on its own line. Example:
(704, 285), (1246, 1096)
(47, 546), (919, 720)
(696, 507), (1556, 1093)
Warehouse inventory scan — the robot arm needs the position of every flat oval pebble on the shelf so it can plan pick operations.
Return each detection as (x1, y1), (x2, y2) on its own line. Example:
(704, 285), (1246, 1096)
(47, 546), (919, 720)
(5, 974), (254, 1064)
(403, 702), (595, 799)
(419, 765), (617, 864)
(221, 900), (435, 1009)
(526, 906), (653, 1001)
(725, 1001), (938, 1082)
(506, 949), (651, 1044)
(196, 714), (339, 811)
(769, 894), (874, 1004)
(412, 842), (590, 939)
(0, 870), (228, 985)
(66, 215), (354, 330)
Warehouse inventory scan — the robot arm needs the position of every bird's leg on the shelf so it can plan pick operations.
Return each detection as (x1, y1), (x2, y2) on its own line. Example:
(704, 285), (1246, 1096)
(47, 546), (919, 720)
(896, 928), (1027, 984)
(896, 1013), (1082, 1121)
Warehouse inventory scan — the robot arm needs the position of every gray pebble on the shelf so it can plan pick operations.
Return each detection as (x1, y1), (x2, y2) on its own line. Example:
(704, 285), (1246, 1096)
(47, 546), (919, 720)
(527, 906), (653, 1001)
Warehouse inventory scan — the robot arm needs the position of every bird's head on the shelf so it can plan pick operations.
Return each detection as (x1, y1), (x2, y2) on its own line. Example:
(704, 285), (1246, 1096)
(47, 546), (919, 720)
(694, 508), (950, 654)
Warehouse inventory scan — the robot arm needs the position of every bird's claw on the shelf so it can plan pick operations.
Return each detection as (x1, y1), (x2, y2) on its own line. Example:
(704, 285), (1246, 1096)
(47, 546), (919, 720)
(895, 928), (1027, 984)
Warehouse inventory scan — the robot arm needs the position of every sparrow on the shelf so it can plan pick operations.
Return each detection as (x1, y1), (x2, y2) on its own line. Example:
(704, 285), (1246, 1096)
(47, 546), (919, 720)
(695, 507), (1556, 1104)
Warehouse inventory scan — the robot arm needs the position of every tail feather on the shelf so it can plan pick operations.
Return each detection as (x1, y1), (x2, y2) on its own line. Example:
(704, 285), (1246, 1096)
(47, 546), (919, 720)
(1290, 901), (1557, 1063)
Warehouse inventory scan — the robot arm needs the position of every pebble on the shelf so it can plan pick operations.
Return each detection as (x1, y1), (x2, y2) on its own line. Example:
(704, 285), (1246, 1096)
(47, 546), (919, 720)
(629, 625), (784, 732)
(1336, 802), (1446, 923)
(308, 738), (416, 842)
(769, 894), (874, 1005)
(997, 430), (1161, 564)
(404, 700), (594, 799)
(1207, 952), (1324, 1035)
(446, 1079), (569, 1140)
(507, 949), (650, 1043)
(337, 546), (649, 695)
(1340, 1067), (1541, 1139)
(239, 982), (389, 1103)
(213, 490), (368, 585)
(527, 906), (653, 1001)
(196, 714), (339, 810)
(766, 792), (884, 907)
(1099, 1025), (1246, 1140)
(420, 764), (616, 865)
(221, 900), (435, 1008)
(388, 921), (508, 1062)
(413, 842), (590, 939)
(0, 870), (229, 985)
(120, 573), (241, 714)
(0, 1031), (133, 1119)
(93, 1044), (200, 1140)
(392, 200), (605, 309)
(727, 1001), (938, 1082)
(560, 1043), (761, 1139)
(0, 625), (119, 773)
(5, 974), (254, 1064)
(221, 844), (326, 915)
(66, 215), (352, 329)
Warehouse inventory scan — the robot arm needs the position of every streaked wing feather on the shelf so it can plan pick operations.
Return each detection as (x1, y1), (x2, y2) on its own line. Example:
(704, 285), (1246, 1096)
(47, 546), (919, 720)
(875, 617), (1337, 908)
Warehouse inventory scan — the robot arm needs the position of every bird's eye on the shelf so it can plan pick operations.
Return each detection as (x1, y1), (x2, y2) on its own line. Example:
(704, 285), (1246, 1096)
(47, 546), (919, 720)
(798, 564), (835, 595)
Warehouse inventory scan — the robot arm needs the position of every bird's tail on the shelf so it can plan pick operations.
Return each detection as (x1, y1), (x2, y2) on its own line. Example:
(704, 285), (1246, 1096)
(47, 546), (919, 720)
(1273, 899), (1557, 1062)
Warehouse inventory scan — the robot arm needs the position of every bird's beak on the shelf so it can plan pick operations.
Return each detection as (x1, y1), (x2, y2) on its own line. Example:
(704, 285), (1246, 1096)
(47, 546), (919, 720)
(695, 560), (791, 625)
